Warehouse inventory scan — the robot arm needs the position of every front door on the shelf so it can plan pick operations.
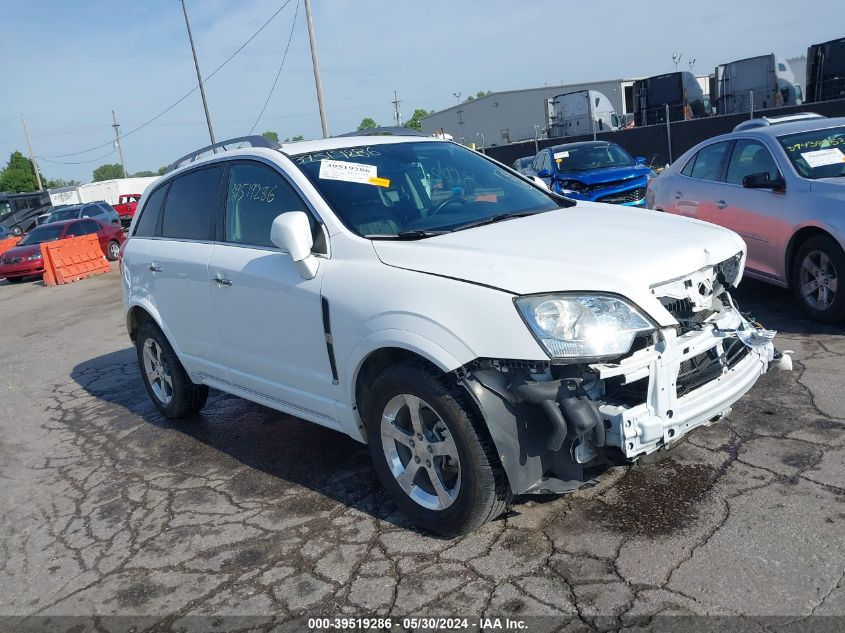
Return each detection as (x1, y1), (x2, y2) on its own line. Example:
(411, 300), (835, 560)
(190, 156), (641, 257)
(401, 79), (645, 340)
(710, 139), (786, 279)
(207, 160), (337, 423)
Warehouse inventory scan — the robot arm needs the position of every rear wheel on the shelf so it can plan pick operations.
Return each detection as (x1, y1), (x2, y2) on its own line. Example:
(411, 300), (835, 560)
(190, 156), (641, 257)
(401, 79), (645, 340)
(792, 235), (845, 323)
(366, 360), (511, 536)
(106, 240), (120, 261)
(136, 321), (208, 419)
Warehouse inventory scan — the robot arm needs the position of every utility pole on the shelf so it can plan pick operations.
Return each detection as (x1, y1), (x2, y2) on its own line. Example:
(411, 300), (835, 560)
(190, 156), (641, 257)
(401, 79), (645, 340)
(180, 0), (216, 147)
(20, 115), (43, 191)
(392, 90), (402, 126)
(112, 111), (127, 179)
(304, 0), (329, 138)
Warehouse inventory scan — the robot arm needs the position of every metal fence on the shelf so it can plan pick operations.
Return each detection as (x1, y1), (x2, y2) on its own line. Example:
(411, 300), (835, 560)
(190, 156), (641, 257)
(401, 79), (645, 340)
(484, 98), (845, 169)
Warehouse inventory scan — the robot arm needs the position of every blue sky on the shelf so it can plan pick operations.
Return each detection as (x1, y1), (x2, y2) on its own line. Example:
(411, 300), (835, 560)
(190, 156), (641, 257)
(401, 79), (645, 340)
(1, 0), (843, 183)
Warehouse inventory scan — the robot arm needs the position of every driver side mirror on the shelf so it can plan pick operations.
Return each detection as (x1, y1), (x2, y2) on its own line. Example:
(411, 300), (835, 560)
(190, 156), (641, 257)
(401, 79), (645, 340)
(742, 172), (785, 192)
(634, 156), (647, 165)
(270, 211), (319, 279)
(536, 169), (550, 178)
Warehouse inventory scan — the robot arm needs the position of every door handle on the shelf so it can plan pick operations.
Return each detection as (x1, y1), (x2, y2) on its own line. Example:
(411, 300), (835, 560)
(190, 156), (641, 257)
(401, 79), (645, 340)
(674, 191), (682, 199)
(148, 264), (162, 272)
(715, 200), (727, 209)
(212, 276), (232, 286)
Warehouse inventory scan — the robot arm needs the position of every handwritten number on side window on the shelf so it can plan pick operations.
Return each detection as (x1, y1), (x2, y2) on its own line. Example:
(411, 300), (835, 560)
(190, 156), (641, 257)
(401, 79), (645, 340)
(230, 183), (277, 204)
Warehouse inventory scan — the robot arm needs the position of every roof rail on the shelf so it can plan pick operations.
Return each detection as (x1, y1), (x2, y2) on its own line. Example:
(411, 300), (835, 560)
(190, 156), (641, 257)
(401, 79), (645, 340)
(165, 135), (281, 173)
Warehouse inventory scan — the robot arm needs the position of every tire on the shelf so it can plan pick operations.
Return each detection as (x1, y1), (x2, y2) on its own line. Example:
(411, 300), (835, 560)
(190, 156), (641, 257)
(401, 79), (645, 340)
(365, 360), (511, 536)
(5, 277), (25, 284)
(106, 240), (120, 261)
(135, 321), (208, 419)
(10, 225), (22, 237)
(792, 235), (845, 323)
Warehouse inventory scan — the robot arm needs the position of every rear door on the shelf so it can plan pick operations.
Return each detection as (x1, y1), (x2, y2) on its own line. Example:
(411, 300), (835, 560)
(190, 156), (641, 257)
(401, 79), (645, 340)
(672, 141), (731, 220)
(206, 159), (337, 422)
(146, 164), (225, 377)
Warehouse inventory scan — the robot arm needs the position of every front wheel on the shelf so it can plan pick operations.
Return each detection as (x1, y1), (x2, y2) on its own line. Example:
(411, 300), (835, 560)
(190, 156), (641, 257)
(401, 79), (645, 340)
(366, 360), (511, 536)
(792, 235), (845, 323)
(10, 225), (22, 237)
(136, 321), (208, 419)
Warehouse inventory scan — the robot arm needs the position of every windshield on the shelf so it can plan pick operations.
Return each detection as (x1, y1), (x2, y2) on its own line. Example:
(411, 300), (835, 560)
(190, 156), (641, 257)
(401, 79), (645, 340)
(778, 126), (845, 179)
(553, 144), (634, 171)
(18, 225), (64, 246)
(47, 209), (81, 223)
(293, 141), (561, 238)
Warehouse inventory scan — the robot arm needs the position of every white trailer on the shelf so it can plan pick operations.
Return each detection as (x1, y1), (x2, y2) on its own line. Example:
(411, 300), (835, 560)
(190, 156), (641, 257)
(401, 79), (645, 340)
(549, 90), (619, 138)
(48, 177), (158, 207)
(715, 54), (802, 115)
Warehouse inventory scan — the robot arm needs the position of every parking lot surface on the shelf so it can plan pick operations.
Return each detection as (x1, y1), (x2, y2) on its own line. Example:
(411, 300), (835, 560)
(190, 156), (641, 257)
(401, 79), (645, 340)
(1, 267), (843, 631)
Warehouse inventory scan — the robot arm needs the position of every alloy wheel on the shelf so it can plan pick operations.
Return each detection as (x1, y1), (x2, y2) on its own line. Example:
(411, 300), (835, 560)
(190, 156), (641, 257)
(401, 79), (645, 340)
(799, 250), (838, 311)
(380, 393), (461, 511)
(108, 241), (120, 259)
(142, 338), (173, 405)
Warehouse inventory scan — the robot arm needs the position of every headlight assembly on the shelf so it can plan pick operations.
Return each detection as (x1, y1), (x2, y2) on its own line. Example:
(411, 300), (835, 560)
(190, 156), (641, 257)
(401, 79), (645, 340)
(515, 294), (655, 359)
(559, 180), (586, 194)
(25, 252), (42, 261)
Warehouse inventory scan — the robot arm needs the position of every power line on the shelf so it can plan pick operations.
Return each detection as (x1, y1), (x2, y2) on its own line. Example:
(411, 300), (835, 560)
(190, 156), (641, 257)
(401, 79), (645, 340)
(39, 0), (294, 159)
(248, 0), (300, 135)
(37, 149), (116, 165)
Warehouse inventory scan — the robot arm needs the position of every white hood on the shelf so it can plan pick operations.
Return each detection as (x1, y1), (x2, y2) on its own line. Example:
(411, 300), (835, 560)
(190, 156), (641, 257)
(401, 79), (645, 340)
(372, 203), (746, 326)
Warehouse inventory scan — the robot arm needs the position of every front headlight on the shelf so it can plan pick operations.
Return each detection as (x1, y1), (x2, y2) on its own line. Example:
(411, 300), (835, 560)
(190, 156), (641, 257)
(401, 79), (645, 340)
(515, 294), (654, 359)
(25, 252), (42, 261)
(559, 179), (586, 193)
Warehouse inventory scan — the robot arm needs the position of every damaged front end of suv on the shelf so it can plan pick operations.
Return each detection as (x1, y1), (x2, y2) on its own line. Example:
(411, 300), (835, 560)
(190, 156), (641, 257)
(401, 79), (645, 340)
(457, 253), (786, 495)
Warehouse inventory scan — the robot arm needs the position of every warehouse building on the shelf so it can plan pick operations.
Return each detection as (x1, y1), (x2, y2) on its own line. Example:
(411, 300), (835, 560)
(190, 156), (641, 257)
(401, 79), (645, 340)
(420, 79), (639, 147)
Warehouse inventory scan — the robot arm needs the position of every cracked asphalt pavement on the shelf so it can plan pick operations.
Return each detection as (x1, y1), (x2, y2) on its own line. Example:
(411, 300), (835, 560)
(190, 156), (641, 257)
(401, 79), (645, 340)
(1, 266), (843, 631)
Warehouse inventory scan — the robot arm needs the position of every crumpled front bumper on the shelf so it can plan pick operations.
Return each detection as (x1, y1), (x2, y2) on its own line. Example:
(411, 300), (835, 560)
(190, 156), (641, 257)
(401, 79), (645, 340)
(592, 309), (774, 459)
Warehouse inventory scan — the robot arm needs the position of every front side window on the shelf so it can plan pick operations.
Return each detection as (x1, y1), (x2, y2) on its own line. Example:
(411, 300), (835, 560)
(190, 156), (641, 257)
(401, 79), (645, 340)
(778, 126), (845, 179)
(65, 223), (88, 237)
(134, 184), (168, 237)
(224, 162), (311, 248)
(726, 140), (780, 185)
(293, 141), (561, 238)
(688, 141), (730, 181)
(160, 166), (223, 240)
(48, 208), (82, 223)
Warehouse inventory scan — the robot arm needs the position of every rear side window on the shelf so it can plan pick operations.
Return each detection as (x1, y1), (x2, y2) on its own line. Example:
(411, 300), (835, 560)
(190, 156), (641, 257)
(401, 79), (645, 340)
(688, 141), (729, 181)
(224, 162), (311, 248)
(82, 220), (101, 234)
(134, 185), (168, 237)
(65, 222), (88, 237)
(160, 166), (223, 240)
(81, 205), (99, 217)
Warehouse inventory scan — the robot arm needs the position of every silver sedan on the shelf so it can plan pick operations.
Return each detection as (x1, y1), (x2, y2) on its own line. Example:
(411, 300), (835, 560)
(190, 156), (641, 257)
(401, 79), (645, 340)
(646, 116), (845, 322)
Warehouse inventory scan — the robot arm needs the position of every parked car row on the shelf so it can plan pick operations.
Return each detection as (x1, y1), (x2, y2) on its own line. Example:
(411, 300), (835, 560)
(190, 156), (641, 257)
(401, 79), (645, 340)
(0, 218), (125, 283)
(35, 201), (120, 228)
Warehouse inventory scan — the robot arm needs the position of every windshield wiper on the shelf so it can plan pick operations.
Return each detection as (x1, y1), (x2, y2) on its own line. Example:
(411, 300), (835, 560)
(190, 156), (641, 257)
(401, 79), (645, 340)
(451, 210), (544, 232)
(365, 229), (450, 240)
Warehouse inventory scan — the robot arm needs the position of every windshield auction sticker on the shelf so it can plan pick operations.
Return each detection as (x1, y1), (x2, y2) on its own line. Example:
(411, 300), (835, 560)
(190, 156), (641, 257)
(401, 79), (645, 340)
(318, 159), (390, 187)
(800, 147), (845, 168)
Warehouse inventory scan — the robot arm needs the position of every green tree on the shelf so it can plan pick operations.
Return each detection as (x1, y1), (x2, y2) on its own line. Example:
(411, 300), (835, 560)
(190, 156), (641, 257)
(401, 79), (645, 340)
(92, 164), (125, 182)
(131, 170), (157, 178)
(288, 134), (304, 142)
(157, 166), (168, 176)
(357, 117), (378, 131)
(44, 177), (81, 189)
(0, 151), (40, 192)
(262, 130), (279, 143)
(403, 108), (431, 131)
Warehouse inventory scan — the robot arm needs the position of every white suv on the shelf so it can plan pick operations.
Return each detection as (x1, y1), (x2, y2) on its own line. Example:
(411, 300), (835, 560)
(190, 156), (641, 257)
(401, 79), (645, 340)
(122, 134), (780, 535)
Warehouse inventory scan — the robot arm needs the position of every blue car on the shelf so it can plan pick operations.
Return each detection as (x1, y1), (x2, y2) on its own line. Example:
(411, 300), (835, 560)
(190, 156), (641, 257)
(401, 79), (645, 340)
(531, 140), (655, 206)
